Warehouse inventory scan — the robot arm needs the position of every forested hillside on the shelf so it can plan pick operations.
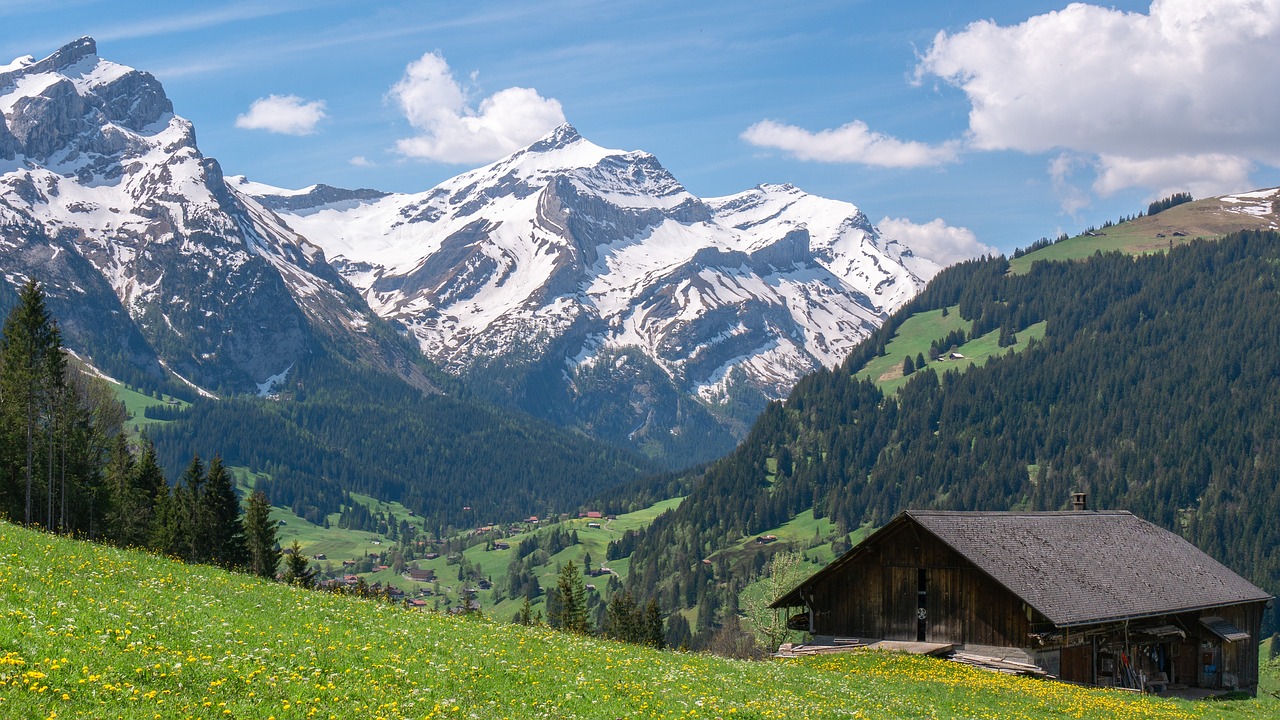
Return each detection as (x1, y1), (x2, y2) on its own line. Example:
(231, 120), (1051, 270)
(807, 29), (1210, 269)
(148, 354), (653, 532)
(625, 230), (1280, 632)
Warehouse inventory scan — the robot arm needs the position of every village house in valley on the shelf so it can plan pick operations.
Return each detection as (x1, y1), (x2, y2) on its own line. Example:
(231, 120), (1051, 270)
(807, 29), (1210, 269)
(771, 500), (1272, 695)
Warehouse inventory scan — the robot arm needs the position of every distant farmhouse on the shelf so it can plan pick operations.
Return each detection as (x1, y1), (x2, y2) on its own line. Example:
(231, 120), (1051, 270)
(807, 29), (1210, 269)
(771, 500), (1271, 695)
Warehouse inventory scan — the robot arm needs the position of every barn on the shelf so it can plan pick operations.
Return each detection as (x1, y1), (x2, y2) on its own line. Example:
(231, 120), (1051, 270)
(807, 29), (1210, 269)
(770, 505), (1272, 695)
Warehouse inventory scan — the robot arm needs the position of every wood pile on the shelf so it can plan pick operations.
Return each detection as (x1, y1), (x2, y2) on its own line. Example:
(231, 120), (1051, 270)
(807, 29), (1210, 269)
(775, 638), (866, 657)
(948, 652), (1052, 678)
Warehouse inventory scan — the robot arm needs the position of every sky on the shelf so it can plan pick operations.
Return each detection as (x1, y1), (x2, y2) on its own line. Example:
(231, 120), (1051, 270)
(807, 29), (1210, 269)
(3, 0), (1279, 262)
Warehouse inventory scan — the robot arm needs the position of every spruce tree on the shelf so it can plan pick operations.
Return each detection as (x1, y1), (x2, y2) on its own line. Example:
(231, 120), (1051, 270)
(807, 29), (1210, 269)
(243, 490), (280, 579)
(148, 484), (184, 558)
(550, 560), (589, 634)
(644, 598), (665, 649)
(0, 279), (65, 527)
(202, 456), (247, 569)
(605, 589), (639, 643)
(176, 455), (206, 563)
(103, 433), (140, 546)
(282, 540), (315, 588)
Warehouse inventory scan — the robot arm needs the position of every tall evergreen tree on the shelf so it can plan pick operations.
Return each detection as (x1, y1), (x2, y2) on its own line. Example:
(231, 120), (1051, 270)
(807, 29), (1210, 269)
(202, 456), (247, 569)
(550, 560), (589, 634)
(148, 484), (184, 558)
(643, 598), (665, 649)
(103, 433), (140, 546)
(175, 455), (207, 563)
(0, 279), (65, 527)
(282, 540), (316, 588)
(604, 589), (640, 643)
(243, 490), (280, 579)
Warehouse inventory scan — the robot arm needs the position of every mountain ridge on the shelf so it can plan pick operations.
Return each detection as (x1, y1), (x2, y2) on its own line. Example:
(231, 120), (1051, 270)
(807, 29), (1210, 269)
(243, 123), (933, 463)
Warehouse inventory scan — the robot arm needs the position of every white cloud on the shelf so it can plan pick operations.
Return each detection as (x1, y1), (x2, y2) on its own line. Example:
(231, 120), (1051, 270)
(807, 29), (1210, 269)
(741, 119), (958, 169)
(349, 155), (374, 167)
(235, 95), (327, 135)
(917, 0), (1280, 194)
(877, 216), (994, 269)
(1049, 153), (1093, 217)
(1093, 154), (1255, 199)
(390, 51), (565, 164)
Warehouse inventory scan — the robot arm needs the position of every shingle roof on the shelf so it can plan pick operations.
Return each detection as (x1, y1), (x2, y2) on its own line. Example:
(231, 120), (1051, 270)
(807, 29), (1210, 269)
(773, 510), (1271, 627)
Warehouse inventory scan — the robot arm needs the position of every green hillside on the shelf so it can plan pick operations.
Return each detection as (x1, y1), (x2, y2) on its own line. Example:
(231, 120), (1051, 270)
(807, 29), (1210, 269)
(1, 521), (1269, 719)
(146, 354), (652, 532)
(626, 230), (1280, 646)
(1009, 188), (1279, 274)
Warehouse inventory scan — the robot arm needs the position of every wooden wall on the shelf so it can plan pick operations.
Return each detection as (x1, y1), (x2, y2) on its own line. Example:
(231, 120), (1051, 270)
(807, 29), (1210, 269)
(1203, 602), (1266, 692)
(809, 520), (1033, 646)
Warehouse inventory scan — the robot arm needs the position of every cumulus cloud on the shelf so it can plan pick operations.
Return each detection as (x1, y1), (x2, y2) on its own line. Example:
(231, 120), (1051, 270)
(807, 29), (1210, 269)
(917, 0), (1280, 194)
(349, 155), (374, 167)
(877, 216), (994, 269)
(390, 51), (566, 164)
(1092, 153), (1255, 198)
(235, 95), (327, 135)
(741, 119), (958, 169)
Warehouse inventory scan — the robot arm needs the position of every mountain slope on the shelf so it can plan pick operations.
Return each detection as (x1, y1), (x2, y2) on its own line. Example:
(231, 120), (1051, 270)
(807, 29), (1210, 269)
(0, 38), (649, 527)
(0, 37), (433, 397)
(624, 229), (1280, 628)
(245, 125), (930, 464)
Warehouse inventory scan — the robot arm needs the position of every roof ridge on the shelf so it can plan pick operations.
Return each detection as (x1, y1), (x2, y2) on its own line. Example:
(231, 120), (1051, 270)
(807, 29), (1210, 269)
(905, 509), (1134, 517)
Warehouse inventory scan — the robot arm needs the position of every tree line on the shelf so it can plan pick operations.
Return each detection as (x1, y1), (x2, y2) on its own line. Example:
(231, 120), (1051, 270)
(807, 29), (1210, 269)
(0, 279), (281, 580)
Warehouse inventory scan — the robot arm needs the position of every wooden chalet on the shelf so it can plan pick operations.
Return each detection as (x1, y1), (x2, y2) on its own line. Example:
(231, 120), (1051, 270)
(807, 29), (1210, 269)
(771, 508), (1272, 695)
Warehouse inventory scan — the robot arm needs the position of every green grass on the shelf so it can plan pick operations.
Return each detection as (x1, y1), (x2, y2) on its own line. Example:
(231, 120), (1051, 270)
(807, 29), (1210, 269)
(854, 306), (1047, 394)
(109, 382), (190, 434)
(1, 521), (1272, 719)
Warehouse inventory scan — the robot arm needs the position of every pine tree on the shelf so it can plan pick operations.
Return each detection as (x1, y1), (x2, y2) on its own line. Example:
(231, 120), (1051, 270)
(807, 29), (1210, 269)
(515, 595), (536, 626)
(282, 540), (315, 587)
(0, 279), (65, 527)
(176, 455), (206, 562)
(202, 456), (247, 569)
(103, 433), (140, 546)
(550, 561), (589, 634)
(148, 484), (184, 558)
(243, 490), (280, 579)
(605, 589), (640, 643)
(902, 355), (915, 376)
(644, 598), (665, 649)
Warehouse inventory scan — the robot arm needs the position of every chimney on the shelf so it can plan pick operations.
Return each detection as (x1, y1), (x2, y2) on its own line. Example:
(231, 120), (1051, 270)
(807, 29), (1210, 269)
(1071, 492), (1087, 511)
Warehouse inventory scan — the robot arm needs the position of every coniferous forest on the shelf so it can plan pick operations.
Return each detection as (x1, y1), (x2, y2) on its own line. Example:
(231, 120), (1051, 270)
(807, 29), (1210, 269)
(0, 280), (264, 573)
(145, 355), (654, 533)
(623, 230), (1280, 633)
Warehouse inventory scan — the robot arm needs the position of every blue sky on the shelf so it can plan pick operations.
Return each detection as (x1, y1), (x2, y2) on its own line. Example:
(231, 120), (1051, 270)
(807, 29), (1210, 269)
(4, 0), (1279, 259)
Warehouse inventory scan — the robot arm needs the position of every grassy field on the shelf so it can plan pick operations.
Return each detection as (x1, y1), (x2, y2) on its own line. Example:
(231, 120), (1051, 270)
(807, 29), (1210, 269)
(1007, 191), (1279, 275)
(854, 306), (1047, 394)
(110, 382), (190, 434)
(1, 521), (1273, 719)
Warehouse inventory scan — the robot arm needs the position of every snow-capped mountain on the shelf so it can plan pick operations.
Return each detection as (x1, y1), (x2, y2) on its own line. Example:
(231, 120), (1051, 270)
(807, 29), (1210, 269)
(0, 38), (432, 396)
(0, 37), (931, 466)
(243, 125), (928, 462)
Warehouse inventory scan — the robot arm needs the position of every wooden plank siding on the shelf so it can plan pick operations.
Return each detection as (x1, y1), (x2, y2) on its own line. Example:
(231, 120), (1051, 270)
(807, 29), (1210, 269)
(808, 523), (1034, 647)
(1205, 601), (1266, 692)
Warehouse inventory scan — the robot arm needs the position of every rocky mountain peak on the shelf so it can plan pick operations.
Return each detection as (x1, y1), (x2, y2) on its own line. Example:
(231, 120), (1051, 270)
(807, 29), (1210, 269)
(526, 123), (584, 154)
(0, 37), (96, 84)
